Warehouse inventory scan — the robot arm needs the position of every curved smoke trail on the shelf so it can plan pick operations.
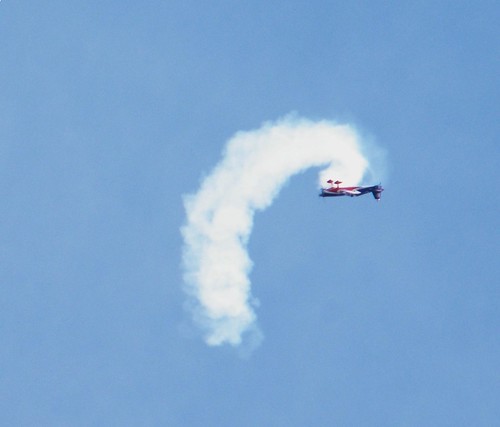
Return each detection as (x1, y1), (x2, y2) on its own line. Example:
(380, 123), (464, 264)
(181, 116), (372, 346)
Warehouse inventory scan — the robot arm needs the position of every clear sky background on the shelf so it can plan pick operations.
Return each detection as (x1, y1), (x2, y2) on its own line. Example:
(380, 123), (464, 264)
(1, 1), (498, 426)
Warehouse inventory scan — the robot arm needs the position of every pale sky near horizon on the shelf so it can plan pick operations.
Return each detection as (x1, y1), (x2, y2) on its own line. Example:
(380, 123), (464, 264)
(1, 1), (498, 425)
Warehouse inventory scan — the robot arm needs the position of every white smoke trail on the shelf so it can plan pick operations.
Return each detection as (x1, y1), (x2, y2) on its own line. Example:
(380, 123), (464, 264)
(181, 115), (371, 346)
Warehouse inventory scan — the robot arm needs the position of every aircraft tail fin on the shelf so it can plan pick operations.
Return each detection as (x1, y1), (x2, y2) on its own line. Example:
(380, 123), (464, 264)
(372, 184), (383, 200)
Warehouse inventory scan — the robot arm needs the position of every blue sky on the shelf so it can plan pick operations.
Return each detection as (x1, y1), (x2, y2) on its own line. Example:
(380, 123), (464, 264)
(1, 1), (498, 425)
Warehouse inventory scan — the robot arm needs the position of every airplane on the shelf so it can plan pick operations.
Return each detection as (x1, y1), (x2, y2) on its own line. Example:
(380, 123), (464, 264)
(319, 180), (384, 201)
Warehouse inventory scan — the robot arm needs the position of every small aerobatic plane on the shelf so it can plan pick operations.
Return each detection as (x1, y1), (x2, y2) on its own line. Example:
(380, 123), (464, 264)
(319, 180), (384, 201)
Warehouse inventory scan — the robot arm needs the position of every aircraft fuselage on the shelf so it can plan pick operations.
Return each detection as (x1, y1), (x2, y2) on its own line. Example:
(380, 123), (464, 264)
(319, 184), (383, 200)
